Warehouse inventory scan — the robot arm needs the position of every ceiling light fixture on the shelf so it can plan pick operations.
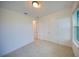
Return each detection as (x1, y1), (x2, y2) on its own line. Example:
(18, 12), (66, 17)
(32, 1), (40, 8)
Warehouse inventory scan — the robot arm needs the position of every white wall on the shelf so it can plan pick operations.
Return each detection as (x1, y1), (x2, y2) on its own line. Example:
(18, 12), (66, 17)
(39, 8), (72, 47)
(0, 8), (34, 56)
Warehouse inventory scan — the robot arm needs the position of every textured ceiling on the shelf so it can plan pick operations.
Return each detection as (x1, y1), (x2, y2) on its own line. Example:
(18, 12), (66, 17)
(0, 1), (75, 17)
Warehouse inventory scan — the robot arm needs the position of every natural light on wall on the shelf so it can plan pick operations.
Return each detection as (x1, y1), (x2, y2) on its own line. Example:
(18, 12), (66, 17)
(32, 19), (40, 47)
(33, 20), (36, 32)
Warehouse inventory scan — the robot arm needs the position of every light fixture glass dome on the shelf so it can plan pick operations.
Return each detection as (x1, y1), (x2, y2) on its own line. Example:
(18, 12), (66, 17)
(32, 1), (40, 8)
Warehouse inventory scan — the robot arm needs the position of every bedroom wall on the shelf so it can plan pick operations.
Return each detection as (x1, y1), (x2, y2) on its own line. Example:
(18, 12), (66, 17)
(0, 4), (73, 56)
(0, 8), (34, 56)
(39, 8), (72, 47)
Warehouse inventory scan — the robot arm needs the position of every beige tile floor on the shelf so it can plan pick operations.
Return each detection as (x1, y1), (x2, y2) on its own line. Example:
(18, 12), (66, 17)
(4, 40), (74, 57)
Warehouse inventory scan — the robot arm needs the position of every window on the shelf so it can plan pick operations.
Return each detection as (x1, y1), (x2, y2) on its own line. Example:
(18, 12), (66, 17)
(77, 11), (79, 41)
(73, 9), (79, 41)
